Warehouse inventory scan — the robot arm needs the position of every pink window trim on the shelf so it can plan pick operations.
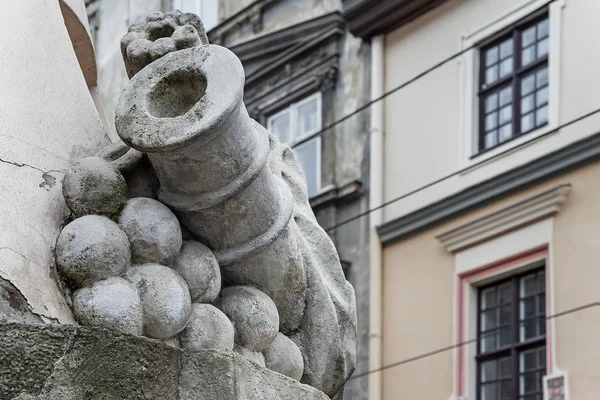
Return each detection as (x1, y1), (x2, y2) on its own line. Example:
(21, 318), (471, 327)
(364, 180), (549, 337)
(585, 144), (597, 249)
(455, 244), (551, 397)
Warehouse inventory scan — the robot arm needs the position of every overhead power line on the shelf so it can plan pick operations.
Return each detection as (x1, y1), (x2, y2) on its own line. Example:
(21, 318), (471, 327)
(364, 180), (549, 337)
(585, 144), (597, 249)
(290, 0), (557, 150)
(348, 301), (599, 380)
(325, 105), (600, 233)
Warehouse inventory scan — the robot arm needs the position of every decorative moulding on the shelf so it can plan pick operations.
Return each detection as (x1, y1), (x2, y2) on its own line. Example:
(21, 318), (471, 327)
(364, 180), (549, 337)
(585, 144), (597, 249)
(436, 184), (571, 253)
(377, 130), (600, 246)
(342, 0), (450, 38)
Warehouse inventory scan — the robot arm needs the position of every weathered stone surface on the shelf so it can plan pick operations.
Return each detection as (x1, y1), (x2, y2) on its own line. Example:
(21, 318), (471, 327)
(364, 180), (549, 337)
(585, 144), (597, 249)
(216, 286), (279, 352)
(234, 345), (265, 367)
(180, 303), (234, 351)
(263, 332), (304, 381)
(56, 215), (131, 286)
(121, 11), (208, 78)
(173, 241), (221, 303)
(73, 277), (143, 335)
(115, 18), (357, 397)
(126, 264), (191, 339)
(119, 197), (182, 265)
(62, 157), (129, 219)
(0, 322), (179, 400)
(0, 322), (328, 400)
(0, 278), (42, 324)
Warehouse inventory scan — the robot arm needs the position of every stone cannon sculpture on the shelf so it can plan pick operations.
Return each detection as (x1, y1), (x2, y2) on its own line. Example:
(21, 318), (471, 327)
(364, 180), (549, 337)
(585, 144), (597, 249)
(51, 10), (357, 399)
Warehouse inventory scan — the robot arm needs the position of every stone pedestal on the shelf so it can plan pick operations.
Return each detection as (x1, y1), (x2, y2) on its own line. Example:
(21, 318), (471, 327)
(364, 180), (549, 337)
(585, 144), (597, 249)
(0, 322), (329, 400)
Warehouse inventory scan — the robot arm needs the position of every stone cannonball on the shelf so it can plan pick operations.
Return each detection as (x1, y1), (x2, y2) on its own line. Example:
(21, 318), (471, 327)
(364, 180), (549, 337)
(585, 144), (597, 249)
(180, 303), (234, 351)
(263, 332), (304, 381)
(73, 277), (143, 335)
(173, 241), (221, 303)
(126, 263), (192, 339)
(216, 286), (279, 352)
(62, 157), (129, 219)
(119, 197), (182, 265)
(56, 215), (131, 286)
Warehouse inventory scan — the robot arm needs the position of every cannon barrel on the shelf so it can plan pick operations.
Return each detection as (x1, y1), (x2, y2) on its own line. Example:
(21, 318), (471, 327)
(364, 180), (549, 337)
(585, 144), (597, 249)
(115, 45), (306, 333)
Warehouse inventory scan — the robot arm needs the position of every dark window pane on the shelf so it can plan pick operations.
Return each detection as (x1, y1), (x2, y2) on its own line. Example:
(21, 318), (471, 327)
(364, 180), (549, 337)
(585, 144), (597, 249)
(522, 46), (535, 66)
(498, 326), (511, 347)
(521, 274), (538, 297)
(522, 297), (536, 318)
(481, 330), (497, 352)
(498, 283), (512, 304)
(482, 309), (497, 331)
(500, 357), (512, 378)
(481, 360), (497, 382)
(522, 26), (536, 47)
(536, 87), (548, 107)
(522, 94), (535, 114)
(520, 371), (541, 393)
(486, 93), (499, 112)
(536, 68), (549, 88)
(521, 319), (538, 341)
(521, 113), (534, 133)
(500, 39), (513, 59)
(486, 66), (499, 84)
(539, 347), (547, 367)
(537, 19), (549, 39)
(499, 305), (512, 325)
(538, 316), (546, 336)
(521, 348), (539, 371)
(520, 395), (541, 400)
(537, 38), (549, 58)
(522, 75), (535, 95)
(536, 105), (548, 125)
(500, 379), (512, 399)
(538, 295), (546, 314)
(482, 382), (498, 400)
(499, 87), (512, 106)
(482, 287), (496, 309)
(537, 271), (546, 291)
(486, 46), (499, 66)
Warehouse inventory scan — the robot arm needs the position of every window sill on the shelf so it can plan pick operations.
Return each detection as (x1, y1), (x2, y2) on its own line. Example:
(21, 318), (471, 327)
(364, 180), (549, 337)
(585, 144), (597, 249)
(309, 180), (363, 210)
(460, 122), (558, 175)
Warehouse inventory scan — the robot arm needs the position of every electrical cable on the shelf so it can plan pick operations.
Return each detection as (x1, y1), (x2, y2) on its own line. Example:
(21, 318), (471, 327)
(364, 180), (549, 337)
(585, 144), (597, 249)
(324, 105), (600, 232)
(348, 301), (599, 380)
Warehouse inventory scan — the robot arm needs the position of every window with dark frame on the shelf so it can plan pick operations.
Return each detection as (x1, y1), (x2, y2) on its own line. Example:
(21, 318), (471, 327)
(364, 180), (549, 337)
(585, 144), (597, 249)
(479, 14), (549, 153)
(477, 268), (547, 400)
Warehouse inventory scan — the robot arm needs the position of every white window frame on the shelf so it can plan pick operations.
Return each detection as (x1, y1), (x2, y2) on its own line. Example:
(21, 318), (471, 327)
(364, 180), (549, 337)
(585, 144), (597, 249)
(451, 220), (556, 400)
(267, 92), (322, 198)
(172, 0), (219, 31)
(458, 0), (566, 171)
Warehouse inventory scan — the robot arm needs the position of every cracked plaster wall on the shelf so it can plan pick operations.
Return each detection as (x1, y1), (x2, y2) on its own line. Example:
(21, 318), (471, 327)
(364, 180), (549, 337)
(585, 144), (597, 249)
(0, 0), (106, 324)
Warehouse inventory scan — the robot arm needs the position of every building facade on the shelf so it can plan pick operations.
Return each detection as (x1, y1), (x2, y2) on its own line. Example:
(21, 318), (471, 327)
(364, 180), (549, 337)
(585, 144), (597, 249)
(89, 1), (371, 398)
(344, 0), (600, 399)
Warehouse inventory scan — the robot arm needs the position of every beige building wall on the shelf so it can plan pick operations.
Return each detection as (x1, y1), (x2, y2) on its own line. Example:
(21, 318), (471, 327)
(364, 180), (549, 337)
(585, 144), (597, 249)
(381, 0), (600, 223)
(0, 0), (106, 323)
(381, 162), (600, 399)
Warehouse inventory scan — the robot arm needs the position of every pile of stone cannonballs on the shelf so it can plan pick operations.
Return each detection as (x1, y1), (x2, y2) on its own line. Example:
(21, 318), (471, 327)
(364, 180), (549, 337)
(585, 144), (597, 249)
(55, 156), (303, 381)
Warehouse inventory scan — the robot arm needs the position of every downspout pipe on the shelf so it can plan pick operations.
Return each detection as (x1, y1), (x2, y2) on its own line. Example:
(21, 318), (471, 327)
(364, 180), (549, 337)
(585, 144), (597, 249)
(369, 34), (384, 400)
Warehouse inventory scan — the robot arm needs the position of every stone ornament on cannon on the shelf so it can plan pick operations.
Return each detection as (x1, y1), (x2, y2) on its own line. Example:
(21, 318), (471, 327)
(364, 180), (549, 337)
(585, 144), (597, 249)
(54, 10), (356, 399)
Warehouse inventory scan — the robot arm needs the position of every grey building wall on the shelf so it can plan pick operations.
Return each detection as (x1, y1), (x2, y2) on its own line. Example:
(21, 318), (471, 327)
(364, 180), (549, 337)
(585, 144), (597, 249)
(88, 1), (370, 398)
